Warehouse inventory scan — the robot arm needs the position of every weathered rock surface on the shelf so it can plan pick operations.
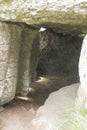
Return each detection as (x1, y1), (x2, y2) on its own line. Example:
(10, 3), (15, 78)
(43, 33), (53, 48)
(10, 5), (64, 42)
(17, 26), (39, 96)
(0, 22), (39, 105)
(32, 83), (80, 130)
(79, 35), (87, 94)
(77, 35), (87, 106)
(0, 0), (87, 34)
(0, 22), (22, 105)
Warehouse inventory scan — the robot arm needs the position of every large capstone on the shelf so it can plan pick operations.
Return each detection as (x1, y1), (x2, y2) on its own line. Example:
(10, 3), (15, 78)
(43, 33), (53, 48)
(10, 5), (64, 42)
(0, 0), (87, 34)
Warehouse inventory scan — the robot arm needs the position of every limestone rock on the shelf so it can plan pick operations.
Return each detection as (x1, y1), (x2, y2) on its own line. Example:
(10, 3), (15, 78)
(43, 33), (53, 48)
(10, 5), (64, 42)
(0, 22), (40, 104)
(79, 35), (87, 95)
(17, 26), (39, 96)
(32, 83), (79, 130)
(78, 35), (87, 107)
(0, 22), (22, 105)
(0, 0), (87, 34)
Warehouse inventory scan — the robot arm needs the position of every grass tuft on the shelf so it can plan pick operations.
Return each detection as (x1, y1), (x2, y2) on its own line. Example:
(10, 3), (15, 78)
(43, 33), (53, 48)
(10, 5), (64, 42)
(61, 105), (87, 130)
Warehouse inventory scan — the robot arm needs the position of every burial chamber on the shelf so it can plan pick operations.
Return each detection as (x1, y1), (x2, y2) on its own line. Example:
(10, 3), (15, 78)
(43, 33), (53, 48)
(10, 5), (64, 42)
(0, 0), (87, 106)
(0, 21), (84, 106)
(0, 1), (87, 130)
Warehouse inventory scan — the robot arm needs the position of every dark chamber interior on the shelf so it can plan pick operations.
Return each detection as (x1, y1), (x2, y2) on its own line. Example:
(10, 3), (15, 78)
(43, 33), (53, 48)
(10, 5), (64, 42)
(3, 28), (84, 107)
(36, 30), (83, 83)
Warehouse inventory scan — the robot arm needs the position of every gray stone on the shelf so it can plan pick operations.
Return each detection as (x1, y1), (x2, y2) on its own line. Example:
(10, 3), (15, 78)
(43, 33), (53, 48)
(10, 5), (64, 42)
(79, 35), (87, 94)
(77, 35), (87, 107)
(32, 83), (79, 130)
(17, 26), (39, 96)
(0, 0), (87, 34)
(0, 22), (22, 105)
(0, 22), (40, 104)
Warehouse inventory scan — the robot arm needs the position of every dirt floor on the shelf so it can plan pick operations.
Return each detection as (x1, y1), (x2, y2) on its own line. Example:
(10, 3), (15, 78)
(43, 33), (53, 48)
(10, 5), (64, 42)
(0, 76), (78, 130)
(0, 89), (47, 130)
(0, 99), (36, 130)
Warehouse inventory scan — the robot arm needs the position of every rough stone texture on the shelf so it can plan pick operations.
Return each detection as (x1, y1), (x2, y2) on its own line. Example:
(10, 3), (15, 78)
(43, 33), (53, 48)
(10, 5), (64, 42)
(79, 35), (87, 93)
(17, 26), (39, 96)
(78, 35), (87, 106)
(32, 83), (79, 130)
(0, 0), (87, 34)
(0, 22), (40, 104)
(37, 30), (82, 83)
(0, 22), (22, 105)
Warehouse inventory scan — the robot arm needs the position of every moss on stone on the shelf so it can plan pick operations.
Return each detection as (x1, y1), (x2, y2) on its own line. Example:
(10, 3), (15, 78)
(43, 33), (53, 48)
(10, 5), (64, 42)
(0, 2), (87, 34)
(11, 10), (87, 34)
(0, 1), (87, 35)
(27, 10), (87, 34)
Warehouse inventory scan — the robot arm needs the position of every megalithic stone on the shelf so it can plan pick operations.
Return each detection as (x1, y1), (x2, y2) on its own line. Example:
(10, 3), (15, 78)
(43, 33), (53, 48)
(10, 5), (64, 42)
(17, 27), (39, 96)
(78, 35), (87, 107)
(0, 22), (22, 105)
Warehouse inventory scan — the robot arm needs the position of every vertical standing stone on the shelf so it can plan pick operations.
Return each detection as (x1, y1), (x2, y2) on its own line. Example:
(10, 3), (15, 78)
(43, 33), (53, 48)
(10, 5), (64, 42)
(0, 22), (22, 105)
(17, 27), (39, 96)
(78, 35), (87, 107)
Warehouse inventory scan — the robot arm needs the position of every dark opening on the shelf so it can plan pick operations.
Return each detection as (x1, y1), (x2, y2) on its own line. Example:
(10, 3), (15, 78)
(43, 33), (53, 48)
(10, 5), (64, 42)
(36, 30), (83, 83)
